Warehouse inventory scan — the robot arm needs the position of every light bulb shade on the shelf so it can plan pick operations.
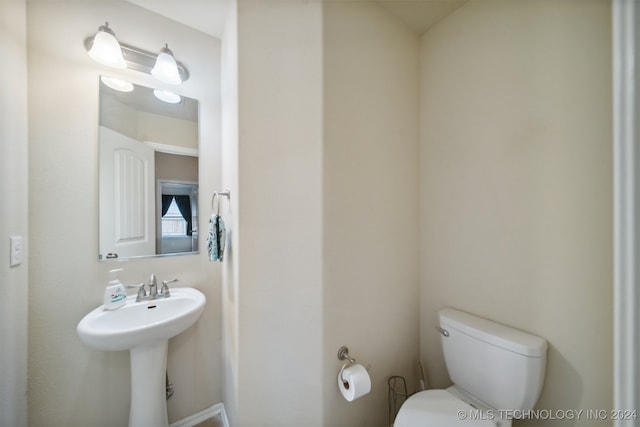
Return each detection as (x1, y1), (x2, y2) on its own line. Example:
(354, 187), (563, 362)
(88, 25), (126, 69)
(100, 76), (134, 92)
(151, 46), (182, 85)
(153, 89), (181, 104)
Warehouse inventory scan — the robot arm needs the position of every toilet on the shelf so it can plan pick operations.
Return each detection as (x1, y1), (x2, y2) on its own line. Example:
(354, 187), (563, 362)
(394, 308), (547, 427)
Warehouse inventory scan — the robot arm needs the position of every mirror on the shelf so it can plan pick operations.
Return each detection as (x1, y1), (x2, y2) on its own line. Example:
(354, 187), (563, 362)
(98, 77), (199, 260)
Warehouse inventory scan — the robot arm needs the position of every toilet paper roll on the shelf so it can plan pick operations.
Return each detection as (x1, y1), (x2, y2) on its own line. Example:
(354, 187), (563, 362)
(338, 363), (371, 402)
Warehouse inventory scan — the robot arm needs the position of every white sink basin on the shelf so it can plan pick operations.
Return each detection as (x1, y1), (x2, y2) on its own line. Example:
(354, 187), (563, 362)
(77, 287), (206, 351)
(77, 286), (206, 426)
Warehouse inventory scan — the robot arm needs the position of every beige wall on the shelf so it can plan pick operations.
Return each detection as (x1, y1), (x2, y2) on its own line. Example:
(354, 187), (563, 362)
(0, 0), (29, 425)
(138, 111), (198, 151)
(322, 2), (420, 425)
(222, 2), (421, 425)
(231, 1), (325, 425)
(220, 0), (240, 424)
(419, 1), (612, 425)
(26, 1), (222, 425)
(222, 2), (614, 426)
(16, 0), (616, 426)
(100, 94), (198, 150)
(156, 152), (198, 183)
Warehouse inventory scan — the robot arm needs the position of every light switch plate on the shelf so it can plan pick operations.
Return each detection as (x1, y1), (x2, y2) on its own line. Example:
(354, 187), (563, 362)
(10, 236), (23, 267)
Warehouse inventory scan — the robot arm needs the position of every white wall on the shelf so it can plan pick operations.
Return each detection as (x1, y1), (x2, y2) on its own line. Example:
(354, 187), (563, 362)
(6, 1), (617, 426)
(220, 2), (421, 426)
(233, 1), (324, 425)
(220, 0), (240, 425)
(100, 93), (199, 150)
(26, 1), (222, 425)
(419, 0), (612, 424)
(0, 0), (29, 425)
(322, 2), (420, 424)
(137, 112), (198, 150)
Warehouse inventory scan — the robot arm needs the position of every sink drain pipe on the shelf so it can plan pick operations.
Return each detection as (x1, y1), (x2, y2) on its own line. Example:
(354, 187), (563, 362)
(166, 370), (174, 400)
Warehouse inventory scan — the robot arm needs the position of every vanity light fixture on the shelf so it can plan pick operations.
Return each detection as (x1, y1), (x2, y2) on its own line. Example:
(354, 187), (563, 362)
(85, 23), (189, 83)
(153, 89), (182, 104)
(87, 23), (126, 69)
(100, 76), (134, 92)
(151, 44), (182, 85)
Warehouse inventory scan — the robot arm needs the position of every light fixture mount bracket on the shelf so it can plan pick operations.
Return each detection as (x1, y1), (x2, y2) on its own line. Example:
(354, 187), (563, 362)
(99, 23), (116, 37)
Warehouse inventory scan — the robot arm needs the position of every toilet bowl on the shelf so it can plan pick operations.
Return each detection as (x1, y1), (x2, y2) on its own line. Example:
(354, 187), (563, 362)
(394, 308), (547, 427)
(395, 388), (501, 427)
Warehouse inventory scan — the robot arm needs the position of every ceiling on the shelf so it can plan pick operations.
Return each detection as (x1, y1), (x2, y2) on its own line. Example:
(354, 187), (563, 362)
(126, 0), (466, 39)
(374, 0), (467, 35)
(125, 0), (230, 38)
(101, 80), (198, 122)
(116, 1), (465, 119)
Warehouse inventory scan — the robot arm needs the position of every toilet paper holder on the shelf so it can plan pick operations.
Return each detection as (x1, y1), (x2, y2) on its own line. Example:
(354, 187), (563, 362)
(337, 346), (356, 365)
(338, 346), (369, 382)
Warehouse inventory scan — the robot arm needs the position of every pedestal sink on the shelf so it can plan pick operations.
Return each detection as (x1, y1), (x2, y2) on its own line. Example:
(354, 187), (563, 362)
(77, 287), (206, 427)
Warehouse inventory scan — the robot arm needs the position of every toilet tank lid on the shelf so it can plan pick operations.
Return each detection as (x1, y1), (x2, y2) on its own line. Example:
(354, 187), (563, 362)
(439, 308), (547, 357)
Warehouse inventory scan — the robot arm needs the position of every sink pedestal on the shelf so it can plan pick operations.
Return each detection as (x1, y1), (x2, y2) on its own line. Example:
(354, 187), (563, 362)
(76, 287), (206, 427)
(129, 340), (169, 427)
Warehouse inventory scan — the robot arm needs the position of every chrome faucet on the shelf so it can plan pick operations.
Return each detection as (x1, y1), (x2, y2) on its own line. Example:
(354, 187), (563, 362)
(148, 274), (158, 298)
(128, 275), (176, 301)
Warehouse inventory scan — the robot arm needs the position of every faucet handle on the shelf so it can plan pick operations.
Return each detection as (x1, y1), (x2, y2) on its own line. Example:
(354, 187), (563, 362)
(160, 279), (178, 298)
(126, 283), (146, 292)
(126, 283), (147, 302)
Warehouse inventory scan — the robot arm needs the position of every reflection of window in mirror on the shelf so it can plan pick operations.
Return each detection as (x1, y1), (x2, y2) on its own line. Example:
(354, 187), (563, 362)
(157, 182), (198, 255)
(161, 197), (190, 236)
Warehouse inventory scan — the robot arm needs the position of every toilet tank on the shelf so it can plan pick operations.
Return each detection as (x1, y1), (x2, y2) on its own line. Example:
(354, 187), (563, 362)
(439, 308), (547, 412)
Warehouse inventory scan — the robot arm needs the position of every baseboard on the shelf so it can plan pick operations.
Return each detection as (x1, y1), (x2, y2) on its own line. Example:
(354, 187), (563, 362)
(170, 402), (229, 427)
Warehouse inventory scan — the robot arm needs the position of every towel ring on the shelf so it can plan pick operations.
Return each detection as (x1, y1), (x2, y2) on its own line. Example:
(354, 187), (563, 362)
(211, 190), (231, 215)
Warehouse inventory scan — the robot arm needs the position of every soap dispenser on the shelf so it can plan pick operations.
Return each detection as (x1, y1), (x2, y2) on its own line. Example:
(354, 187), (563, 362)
(104, 268), (127, 310)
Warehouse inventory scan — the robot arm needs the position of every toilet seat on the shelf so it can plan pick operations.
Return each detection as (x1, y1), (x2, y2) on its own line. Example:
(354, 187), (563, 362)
(394, 389), (497, 427)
